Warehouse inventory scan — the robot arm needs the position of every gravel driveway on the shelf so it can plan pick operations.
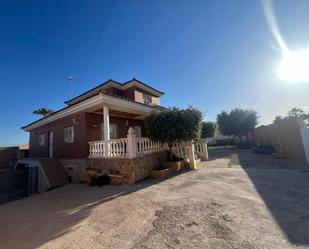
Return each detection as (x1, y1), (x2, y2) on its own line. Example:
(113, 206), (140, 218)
(0, 148), (308, 249)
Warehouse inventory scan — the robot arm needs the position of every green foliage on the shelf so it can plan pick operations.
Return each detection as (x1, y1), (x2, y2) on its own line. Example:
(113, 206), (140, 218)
(144, 107), (203, 146)
(33, 108), (54, 117)
(201, 121), (216, 138)
(273, 108), (309, 126)
(217, 108), (258, 137)
(273, 116), (284, 124)
(287, 107), (309, 126)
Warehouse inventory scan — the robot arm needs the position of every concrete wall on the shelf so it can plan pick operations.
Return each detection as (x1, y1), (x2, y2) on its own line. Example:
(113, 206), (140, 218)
(300, 128), (309, 164)
(254, 118), (307, 163)
(0, 147), (18, 169)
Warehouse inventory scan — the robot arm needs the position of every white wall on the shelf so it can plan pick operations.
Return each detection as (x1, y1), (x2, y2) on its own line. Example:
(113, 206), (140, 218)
(300, 128), (309, 164)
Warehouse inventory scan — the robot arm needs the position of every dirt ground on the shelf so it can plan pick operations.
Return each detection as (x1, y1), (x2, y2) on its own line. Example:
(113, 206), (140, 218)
(0, 147), (309, 249)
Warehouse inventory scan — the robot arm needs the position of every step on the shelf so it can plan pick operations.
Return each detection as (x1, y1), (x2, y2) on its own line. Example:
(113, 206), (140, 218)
(109, 173), (127, 185)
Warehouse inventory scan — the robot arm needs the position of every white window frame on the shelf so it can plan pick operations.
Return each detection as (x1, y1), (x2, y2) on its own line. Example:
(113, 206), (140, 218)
(64, 126), (74, 143)
(39, 133), (45, 146)
(143, 93), (152, 105)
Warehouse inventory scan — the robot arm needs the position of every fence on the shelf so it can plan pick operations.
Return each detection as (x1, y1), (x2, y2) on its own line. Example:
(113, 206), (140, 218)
(88, 127), (208, 169)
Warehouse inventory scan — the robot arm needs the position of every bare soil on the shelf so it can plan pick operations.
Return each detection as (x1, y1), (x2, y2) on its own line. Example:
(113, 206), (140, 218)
(0, 147), (308, 249)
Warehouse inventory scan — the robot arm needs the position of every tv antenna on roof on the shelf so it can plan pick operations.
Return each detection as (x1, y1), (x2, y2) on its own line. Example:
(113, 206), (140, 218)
(67, 76), (76, 101)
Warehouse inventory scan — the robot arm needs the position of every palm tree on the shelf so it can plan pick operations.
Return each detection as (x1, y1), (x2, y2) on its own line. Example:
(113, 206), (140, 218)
(33, 108), (54, 117)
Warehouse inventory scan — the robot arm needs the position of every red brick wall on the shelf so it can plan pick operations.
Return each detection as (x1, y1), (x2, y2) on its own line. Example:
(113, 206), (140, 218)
(29, 112), (147, 159)
(85, 113), (146, 156)
(29, 113), (87, 159)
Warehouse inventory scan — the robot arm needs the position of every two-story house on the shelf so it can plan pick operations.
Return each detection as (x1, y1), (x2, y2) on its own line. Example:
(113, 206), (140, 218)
(21, 78), (168, 184)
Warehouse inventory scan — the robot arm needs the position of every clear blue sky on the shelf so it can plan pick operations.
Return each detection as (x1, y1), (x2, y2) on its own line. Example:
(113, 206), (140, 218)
(1, 0), (309, 146)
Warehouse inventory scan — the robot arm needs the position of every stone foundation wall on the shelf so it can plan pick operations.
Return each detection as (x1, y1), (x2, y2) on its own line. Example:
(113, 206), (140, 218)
(87, 151), (168, 184)
(59, 159), (88, 183)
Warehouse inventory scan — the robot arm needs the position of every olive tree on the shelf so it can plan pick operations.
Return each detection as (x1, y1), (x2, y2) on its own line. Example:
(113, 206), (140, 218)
(144, 107), (202, 160)
(217, 108), (258, 140)
(201, 121), (217, 138)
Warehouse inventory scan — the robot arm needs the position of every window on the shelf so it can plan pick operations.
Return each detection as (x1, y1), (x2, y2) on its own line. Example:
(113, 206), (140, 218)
(64, 126), (74, 143)
(110, 124), (118, 139)
(143, 93), (152, 105)
(101, 123), (118, 139)
(39, 134), (45, 146)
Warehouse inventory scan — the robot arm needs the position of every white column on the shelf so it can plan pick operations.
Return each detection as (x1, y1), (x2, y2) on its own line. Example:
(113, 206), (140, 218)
(127, 127), (137, 159)
(187, 141), (197, 170)
(103, 106), (110, 140)
(103, 106), (110, 157)
(202, 141), (209, 161)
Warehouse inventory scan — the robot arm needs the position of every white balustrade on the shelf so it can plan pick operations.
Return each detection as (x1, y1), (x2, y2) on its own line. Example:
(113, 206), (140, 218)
(88, 127), (208, 164)
(136, 137), (167, 156)
(171, 142), (190, 161)
(89, 138), (128, 158)
(194, 139), (208, 161)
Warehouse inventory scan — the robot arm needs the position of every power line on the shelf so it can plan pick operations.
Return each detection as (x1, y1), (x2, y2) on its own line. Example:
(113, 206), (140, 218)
(74, 0), (116, 96)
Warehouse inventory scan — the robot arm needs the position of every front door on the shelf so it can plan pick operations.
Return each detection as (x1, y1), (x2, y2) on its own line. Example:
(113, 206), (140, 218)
(48, 131), (53, 158)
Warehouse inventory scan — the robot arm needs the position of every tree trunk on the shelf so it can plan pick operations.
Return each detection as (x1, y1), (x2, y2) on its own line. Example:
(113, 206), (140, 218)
(168, 144), (173, 161)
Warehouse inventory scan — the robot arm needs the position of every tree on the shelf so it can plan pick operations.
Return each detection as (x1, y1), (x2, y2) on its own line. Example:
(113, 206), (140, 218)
(217, 108), (258, 139)
(144, 107), (202, 160)
(201, 121), (216, 138)
(287, 107), (309, 126)
(273, 116), (284, 124)
(33, 108), (54, 117)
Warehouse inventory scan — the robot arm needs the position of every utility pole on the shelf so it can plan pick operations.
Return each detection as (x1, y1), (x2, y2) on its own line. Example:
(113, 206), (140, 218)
(67, 76), (76, 101)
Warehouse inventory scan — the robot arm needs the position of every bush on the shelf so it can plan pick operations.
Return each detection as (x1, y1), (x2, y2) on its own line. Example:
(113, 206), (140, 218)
(89, 175), (110, 186)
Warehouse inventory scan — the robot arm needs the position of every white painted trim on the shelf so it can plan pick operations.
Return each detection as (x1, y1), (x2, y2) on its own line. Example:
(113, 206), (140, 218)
(23, 93), (155, 132)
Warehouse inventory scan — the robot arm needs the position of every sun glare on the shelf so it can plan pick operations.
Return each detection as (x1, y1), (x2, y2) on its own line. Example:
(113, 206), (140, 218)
(278, 49), (309, 83)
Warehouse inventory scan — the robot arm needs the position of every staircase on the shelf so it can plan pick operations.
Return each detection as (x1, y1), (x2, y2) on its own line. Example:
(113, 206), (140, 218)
(39, 159), (68, 189)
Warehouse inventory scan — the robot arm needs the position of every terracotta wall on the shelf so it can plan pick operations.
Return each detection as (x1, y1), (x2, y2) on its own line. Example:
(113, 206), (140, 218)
(254, 118), (307, 163)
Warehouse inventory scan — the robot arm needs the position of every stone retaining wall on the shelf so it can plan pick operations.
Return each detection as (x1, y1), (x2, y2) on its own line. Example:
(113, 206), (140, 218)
(87, 151), (168, 184)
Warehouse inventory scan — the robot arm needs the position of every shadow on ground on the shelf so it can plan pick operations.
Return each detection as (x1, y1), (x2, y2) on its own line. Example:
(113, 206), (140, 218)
(0, 170), (190, 249)
(208, 147), (309, 246)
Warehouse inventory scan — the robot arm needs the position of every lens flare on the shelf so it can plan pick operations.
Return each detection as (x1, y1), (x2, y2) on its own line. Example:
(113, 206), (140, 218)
(278, 49), (309, 82)
(262, 0), (309, 83)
